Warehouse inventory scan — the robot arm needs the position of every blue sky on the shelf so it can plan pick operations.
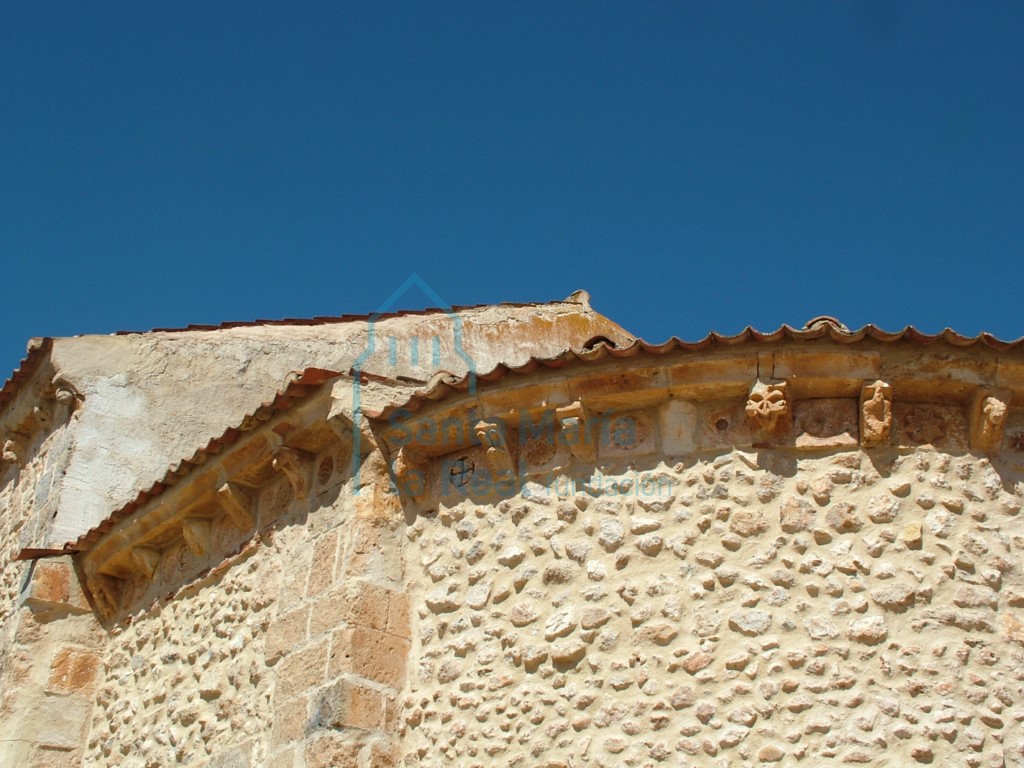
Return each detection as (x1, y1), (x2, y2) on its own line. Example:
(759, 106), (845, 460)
(2, 2), (1023, 374)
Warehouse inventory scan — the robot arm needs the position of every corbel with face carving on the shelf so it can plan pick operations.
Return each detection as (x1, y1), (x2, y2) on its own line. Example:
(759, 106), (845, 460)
(860, 380), (893, 448)
(970, 388), (1011, 454)
(745, 381), (792, 440)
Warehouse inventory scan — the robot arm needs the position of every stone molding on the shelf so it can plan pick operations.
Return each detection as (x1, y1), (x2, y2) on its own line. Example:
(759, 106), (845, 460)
(75, 383), (352, 622)
(371, 345), (1023, 505)
(68, 342), (1024, 621)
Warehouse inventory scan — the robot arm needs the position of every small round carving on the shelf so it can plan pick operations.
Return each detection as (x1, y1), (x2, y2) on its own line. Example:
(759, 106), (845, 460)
(317, 456), (335, 486)
(523, 435), (557, 467)
(610, 415), (639, 449)
(716, 418), (729, 432)
(178, 543), (192, 570)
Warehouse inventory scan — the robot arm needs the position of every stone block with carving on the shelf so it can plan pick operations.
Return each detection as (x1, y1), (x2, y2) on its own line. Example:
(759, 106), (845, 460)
(745, 381), (792, 440)
(970, 388), (1011, 454)
(859, 380), (892, 448)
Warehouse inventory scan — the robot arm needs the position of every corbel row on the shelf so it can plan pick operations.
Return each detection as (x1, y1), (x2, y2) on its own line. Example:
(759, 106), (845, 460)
(88, 445), (317, 618)
(0, 377), (80, 467)
(385, 379), (1016, 509)
(744, 378), (1011, 454)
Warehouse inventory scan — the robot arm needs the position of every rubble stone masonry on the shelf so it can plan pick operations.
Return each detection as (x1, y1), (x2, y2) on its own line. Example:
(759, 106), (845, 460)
(3, 311), (1024, 767)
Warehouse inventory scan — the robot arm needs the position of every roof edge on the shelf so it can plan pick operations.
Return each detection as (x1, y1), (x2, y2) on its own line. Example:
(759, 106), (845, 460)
(112, 298), (594, 336)
(52, 367), (344, 555)
(0, 337), (53, 416)
(369, 323), (1024, 420)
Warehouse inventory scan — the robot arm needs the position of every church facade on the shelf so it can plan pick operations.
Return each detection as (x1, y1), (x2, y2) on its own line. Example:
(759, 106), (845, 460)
(2, 296), (1024, 767)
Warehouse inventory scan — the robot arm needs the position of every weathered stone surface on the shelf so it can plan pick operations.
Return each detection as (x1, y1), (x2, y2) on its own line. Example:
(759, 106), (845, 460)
(826, 502), (861, 533)
(860, 380), (892, 448)
(729, 509), (767, 537)
(954, 585), (998, 610)
(758, 744), (785, 762)
(794, 398), (858, 448)
(780, 496), (815, 532)
(746, 381), (792, 438)
(804, 617), (839, 640)
(580, 607), (610, 630)
(266, 605), (310, 665)
(5, 308), (1024, 768)
(46, 647), (100, 695)
(424, 587), (461, 613)
(901, 520), (923, 549)
(510, 604), (539, 626)
(544, 608), (577, 640)
(682, 651), (713, 674)
(638, 622), (678, 646)
(849, 616), (888, 645)
(866, 495), (900, 523)
(311, 679), (385, 731)
(598, 519), (624, 551)
(871, 583), (916, 612)
(549, 639), (586, 666)
(276, 641), (329, 702)
(729, 610), (772, 636)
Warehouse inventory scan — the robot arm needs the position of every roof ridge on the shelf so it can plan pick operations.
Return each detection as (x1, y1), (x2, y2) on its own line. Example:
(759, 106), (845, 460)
(113, 299), (579, 336)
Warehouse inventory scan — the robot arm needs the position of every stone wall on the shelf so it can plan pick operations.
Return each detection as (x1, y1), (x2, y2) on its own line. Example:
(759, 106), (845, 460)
(6, 323), (1024, 767)
(0, 413), (88, 768)
(1, 451), (412, 768)
(75, 467), (411, 768)
(400, 449), (1024, 767)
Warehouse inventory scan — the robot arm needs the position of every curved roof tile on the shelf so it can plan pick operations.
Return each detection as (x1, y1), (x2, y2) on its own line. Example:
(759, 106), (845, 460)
(0, 338), (52, 414)
(369, 324), (1024, 419)
(62, 367), (342, 554)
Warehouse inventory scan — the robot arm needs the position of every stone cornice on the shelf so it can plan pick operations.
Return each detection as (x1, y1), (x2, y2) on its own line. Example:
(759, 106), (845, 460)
(72, 371), (351, 622)
(369, 343), (1024, 476)
(56, 339), (1024, 621)
(0, 338), (81, 472)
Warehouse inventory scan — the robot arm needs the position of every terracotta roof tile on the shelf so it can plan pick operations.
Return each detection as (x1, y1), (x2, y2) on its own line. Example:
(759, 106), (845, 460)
(115, 300), (575, 335)
(369, 323), (1024, 419)
(0, 338), (52, 414)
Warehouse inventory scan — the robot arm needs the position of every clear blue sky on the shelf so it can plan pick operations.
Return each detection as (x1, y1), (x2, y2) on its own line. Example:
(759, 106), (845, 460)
(2, 3), (1023, 374)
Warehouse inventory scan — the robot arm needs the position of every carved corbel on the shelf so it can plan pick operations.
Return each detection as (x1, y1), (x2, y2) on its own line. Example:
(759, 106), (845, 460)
(556, 402), (597, 462)
(392, 446), (429, 501)
(273, 447), (312, 499)
(51, 374), (80, 403)
(182, 519), (211, 557)
(1, 435), (26, 466)
(745, 381), (792, 439)
(860, 380), (893, 448)
(55, 387), (77, 406)
(217, 482), (255, 530)
(90, 574), (125, 617)
(131, 547), (161, 579)
(475, 418), (516, 478)
(970, 388), (1011, 454)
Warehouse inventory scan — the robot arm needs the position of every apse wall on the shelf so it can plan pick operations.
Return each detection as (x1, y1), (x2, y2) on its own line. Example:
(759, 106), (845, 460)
(399, 448), (1024, 767)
